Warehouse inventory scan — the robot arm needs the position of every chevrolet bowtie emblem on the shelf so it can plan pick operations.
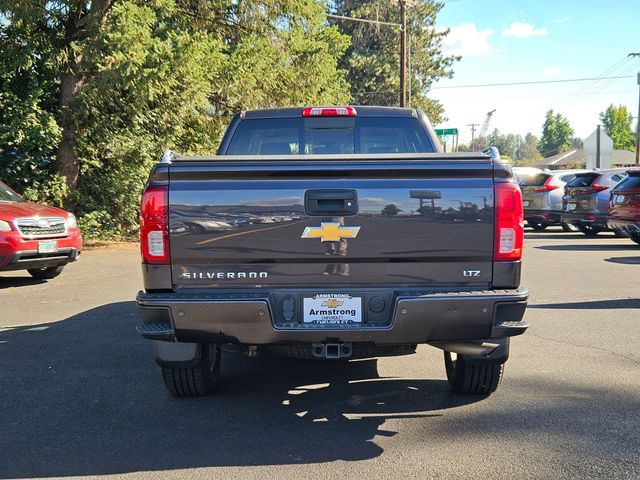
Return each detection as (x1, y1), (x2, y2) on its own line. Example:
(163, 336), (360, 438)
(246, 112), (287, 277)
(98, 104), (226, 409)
(301, 222), (361, 242)
(321, 299), (344, 308)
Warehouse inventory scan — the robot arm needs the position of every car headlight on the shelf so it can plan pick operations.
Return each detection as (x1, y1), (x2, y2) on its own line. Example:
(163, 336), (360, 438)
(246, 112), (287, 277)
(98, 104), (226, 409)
(66, 213), (77, 229)
(0, 220), (13, 232)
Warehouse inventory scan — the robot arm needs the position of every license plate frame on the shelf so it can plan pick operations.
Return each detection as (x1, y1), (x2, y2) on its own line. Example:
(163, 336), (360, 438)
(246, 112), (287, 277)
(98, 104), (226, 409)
(38, 239), (58, 254)
(303, 294), (363, 326)
(566, 203), (577, 211)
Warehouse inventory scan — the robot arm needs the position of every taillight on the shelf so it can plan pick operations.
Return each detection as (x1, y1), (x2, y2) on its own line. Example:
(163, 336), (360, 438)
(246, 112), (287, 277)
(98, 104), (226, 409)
(580, 175), (608, 194)
(302, 106), (357, 117)
(494, 182), (524, 262)
(532, 176), (560, 193)
(140, 185), (169, 265)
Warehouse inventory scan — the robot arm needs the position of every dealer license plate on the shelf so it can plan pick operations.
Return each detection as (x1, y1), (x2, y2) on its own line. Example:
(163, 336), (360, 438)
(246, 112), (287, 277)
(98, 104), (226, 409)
(38, 240), (58, 254)
(566, 203), (577, 211)
(522, 200), (530, 207)
(303, 294), (362, 325)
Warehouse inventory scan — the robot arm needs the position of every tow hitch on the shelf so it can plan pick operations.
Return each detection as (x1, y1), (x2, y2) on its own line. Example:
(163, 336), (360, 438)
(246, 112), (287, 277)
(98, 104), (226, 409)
(312, 342), (352, 359)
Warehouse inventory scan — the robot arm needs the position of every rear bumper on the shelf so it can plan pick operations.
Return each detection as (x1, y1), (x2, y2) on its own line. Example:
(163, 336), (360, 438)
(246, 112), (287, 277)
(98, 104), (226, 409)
(607, 218), (640, 235)
(136, 288), (529, 345)
(561, 212), (608, 229)
(524, 209), (563, 225)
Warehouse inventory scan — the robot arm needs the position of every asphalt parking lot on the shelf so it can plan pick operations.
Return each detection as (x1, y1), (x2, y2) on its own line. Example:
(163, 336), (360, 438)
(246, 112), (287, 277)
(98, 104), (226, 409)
(1, 230), (639, 479)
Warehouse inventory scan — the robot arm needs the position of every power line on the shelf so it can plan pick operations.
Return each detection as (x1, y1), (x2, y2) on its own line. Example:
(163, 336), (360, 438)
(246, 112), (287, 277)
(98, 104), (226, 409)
(430, 75), (636, 90)
(552, 56), (632, 108)
(562, 62), (639, 109)
(326, 13), (400, 28)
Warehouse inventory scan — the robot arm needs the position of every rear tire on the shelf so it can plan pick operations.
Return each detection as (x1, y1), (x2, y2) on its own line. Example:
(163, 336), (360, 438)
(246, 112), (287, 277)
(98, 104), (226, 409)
(161, 344), (221, 397)
(27, 266), (65, 279)
(629, 233), (640, 245)
(579, 225), (603, 236)
(444, 351), (503, 395)
(529, 222), (548, 231)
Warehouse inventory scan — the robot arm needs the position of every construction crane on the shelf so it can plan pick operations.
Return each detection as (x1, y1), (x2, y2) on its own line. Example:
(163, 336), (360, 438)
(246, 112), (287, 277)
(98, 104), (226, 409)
(478, 109), (496, 139)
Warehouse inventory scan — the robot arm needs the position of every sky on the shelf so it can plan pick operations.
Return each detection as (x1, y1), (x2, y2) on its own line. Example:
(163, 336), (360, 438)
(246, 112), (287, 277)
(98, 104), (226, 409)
(430, 0), (640, 145)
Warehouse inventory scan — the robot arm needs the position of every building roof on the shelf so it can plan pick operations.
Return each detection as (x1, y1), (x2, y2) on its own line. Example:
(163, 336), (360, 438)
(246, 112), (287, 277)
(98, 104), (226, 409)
(611, 149), (637, 166)
(535, 149), (586, 168)
(535, 148), (638, 169)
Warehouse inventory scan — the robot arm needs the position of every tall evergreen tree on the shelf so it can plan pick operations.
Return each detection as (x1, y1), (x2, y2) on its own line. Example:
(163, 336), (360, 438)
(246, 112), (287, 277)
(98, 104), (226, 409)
(538, 110), (573, 158)
(330, 0), (457, 123)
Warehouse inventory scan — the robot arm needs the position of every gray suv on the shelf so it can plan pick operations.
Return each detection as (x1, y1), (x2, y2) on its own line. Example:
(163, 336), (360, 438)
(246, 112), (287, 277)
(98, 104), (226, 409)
(519, 169), (588, 231)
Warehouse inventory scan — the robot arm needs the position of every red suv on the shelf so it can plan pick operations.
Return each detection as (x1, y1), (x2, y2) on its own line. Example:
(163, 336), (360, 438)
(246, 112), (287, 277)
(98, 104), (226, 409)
(608, 170), (640, 245)
(0, 180), (82, 279)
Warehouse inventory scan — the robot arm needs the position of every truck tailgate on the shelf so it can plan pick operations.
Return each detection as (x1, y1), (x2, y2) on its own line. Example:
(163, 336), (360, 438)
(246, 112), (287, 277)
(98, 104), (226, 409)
(168, 157), (495, 288)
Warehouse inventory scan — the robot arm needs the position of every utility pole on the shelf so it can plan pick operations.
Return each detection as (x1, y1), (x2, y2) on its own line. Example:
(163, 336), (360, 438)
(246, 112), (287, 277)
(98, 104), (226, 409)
(596, 124), (601, 169)
(467, 123), (479, 150)
(399, 0), (407, 107)
(630, 53), (640, 167)
(636, 71), (640, 166)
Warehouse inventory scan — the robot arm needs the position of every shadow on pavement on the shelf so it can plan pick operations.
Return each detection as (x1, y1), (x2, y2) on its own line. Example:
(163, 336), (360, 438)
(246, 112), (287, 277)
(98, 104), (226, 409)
(605, 256), (640, 265)
(529, 299), (640, 310)
(0, 301), (480, 478)
(0, 275), (46, 288)
(535, 243), (636, 252)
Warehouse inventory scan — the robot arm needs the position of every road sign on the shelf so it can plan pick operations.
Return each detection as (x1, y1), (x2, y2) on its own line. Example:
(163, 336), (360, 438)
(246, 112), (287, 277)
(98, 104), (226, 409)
(435, 128), (458, 136)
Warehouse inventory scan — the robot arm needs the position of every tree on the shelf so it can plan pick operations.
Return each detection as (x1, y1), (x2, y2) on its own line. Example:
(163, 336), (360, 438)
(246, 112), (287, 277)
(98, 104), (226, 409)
(382, 204), (401, 217)
(486, 129), (524, 160)
(516, 133), (541, 164)
(330, 0), (457, 123)
(0, 0), (351, 235)
(600, 104), (636, 151)
(538, 110), (573, 158)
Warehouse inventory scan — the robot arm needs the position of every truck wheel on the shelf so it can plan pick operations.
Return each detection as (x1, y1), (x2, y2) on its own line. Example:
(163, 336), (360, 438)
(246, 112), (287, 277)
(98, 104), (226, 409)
(578, 225), (602, 236)
(27, 266), (65, 279)
(529, 222), (547, 231)
(444, 351), (503, 395)
(161, 344), (221, 397)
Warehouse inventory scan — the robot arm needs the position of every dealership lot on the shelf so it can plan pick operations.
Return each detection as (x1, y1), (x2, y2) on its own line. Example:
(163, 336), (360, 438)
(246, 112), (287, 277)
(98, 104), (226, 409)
(1, 231), (639, 479)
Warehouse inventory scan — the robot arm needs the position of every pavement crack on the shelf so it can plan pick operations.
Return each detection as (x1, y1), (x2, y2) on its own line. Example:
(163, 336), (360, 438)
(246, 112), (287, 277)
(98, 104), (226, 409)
(529, 332), (640, 365)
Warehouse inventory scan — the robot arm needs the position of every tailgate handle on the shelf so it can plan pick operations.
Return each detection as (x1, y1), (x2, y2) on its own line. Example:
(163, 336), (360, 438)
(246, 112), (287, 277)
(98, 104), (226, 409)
(305, 189), (358, 216)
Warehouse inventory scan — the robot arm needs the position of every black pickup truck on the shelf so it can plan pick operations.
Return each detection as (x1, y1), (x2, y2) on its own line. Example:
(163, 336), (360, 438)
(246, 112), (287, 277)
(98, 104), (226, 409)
(136, 106), (528, 397)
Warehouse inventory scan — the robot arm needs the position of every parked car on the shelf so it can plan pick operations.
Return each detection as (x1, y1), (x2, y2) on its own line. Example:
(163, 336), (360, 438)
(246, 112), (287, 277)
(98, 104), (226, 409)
(136, 106), (528, 398)
(562, 168), (629, 236)
(0, 180), (82, 279)
(608, 169), (640, 244)
(519, 169), (588, 231)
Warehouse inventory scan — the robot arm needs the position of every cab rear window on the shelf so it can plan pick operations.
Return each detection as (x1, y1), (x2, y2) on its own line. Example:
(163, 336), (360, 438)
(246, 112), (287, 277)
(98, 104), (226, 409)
(225, 117), (436, 155)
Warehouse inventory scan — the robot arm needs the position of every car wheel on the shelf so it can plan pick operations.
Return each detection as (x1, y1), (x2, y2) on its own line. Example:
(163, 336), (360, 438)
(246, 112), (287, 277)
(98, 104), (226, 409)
(444, 351), (504, 395)
(27, 266), (65, 279)
(529, 222), (548, 231)
(629, 233), (640, 245)
(161, 344), (221, 397)
(578, 225), (603, 236)
(562, 223), (578, 232)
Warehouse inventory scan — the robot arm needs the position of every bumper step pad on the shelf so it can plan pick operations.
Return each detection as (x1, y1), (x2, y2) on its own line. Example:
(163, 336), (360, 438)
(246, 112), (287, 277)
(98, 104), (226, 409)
(136, 322), (175, 340)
